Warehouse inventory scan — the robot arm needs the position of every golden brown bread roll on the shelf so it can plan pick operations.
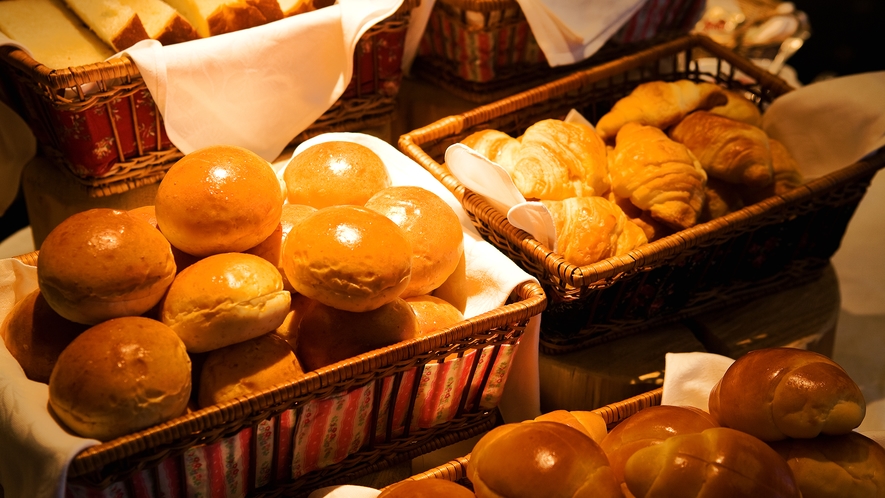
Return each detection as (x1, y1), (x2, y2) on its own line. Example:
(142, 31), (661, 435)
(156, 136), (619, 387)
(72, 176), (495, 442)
(405, 295), (465, 335)
(769, 432), (885, 498)
(541, 196), (647, 267)
(600, 405), (720, 495)
(282, 205), (412, 312)
(0, 289), (89, 383)
(155, 144), (283, 257)
(283, 141), (391, 208)
(739, 138), (804, 205)
(595, 80), (727, 140)
(128, 204), (204, 273)
(669, 111), (774, 188)
(461, 119), (610, 200)
(534, 409), (608, 444)
(160, 252), (292, 353)
(48, 317), (191, 441)
(708, 347), (866, 441)
(37, 208), (177, 325)
(468, 421), (624, 498)
(365, 186), (464, 298)
(609, 122), (707, 230)
(294, 298), (419, 371)
(707, 89), (763, 128)
(608, 193), (673, 243)
(273, 291), (317, 351)
(379, 479), (475, 497)
(623, 427), (801, 498)
(198, 332), (303, 408)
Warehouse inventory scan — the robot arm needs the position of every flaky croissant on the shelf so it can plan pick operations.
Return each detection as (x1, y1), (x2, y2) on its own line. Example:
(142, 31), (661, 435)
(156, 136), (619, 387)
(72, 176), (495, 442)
(708, 89), (763, 127)
(608, 122), (707, 231)
(669, 110), (774, 188)
(740, 138), (804, 204)
(541, 196), (647, 267)
(595, 79), (727, 140)
(462, 119), (610, 200)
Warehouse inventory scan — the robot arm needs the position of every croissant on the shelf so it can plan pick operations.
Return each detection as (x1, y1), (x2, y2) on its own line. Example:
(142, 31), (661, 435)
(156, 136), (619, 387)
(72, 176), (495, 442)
(669, 110), (774, 188)
(608, 122), (707, 231)
(541, 196), (647, 267)
(700, 177), (745, 222)
(740, 138), (804, 205)
(708, 89), (763, 127)
(607, 192), (673, 242)
(595, 79), (727, 140)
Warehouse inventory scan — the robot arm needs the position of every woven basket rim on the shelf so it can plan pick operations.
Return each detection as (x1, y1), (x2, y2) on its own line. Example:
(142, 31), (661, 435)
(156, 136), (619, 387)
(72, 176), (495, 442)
(11, 250), (545, 478)
(398, 33), (885, 289)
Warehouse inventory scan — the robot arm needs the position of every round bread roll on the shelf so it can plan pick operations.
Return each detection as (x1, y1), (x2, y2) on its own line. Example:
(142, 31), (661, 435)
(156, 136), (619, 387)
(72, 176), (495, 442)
(198, 332), (303, 408)
(0, 289), (89, 383)
(365, 186), (464, 298)
(282, 205), (412, 312)
(48, 316), (191, 441)
(155, 145), (283, 257)
(128, 205), (203, 273)
(405, 295), (464, 335)
(534, 409), (608, 444)
(273, 291), (317, 351)
(708, 347), (866, 441)
(468, 421), (623, 498)
(160, 252), (292, 353)
(295, 298), (418, 372)
(263, 204), (317, 291)
(769, 432), (885, 498)
(379, 479), (475, 498)
(623, 427), (800, 498)
(431, 250), (467, 314)
(600, 405), (720, 491)
(128, 204), (158, 227)
(282, 140), (391, 208)
(37, 208), (177, 325)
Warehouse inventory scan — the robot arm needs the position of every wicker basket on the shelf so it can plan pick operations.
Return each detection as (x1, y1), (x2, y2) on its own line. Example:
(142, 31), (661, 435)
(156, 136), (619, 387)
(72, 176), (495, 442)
(8, 250), (544, 498)
(411, 0), (705, 103)
(0, 1), (417, 198)
(387, 387), (663, 491)
(399, 34), (885, 355)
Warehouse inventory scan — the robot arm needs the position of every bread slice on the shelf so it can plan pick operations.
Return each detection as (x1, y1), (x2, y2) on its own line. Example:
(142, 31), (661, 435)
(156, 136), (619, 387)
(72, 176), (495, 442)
(0, 0), (114, 69)
(63, 0), (150, 51)
(117, 0), (200, 44)
(162, 0), (284, 38)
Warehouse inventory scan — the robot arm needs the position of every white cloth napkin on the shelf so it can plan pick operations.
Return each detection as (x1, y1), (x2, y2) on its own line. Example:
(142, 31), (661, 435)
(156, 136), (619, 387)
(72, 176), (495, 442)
(120, 0), (402, 163)
(762, 71), (885, 179)
(660, 351), (734, 411)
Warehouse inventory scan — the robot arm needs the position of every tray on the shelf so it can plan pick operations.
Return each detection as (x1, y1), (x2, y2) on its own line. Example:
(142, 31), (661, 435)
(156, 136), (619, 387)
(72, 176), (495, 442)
(399, 34), (885, 354)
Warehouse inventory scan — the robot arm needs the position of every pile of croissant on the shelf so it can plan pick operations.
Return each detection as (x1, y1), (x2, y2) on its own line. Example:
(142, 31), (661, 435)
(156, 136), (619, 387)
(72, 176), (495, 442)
(460, 79), (803, 267)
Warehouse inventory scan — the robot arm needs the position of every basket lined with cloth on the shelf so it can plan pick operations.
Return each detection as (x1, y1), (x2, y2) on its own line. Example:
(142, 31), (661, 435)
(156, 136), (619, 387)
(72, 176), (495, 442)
(0, 0), (418, 198)
(398, 34), (885, 355)
(411, 0), (705, 103)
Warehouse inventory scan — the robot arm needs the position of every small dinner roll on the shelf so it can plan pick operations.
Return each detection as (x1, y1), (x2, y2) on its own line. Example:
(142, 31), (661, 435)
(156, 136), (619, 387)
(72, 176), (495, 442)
(379, 479), (475, 497)
(405, 295), (464, 335)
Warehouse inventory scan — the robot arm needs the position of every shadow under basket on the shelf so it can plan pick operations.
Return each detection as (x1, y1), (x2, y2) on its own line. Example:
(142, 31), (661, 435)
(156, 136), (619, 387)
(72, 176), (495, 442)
(398, 34), (885, 355)
(0, 0), (417, 198)
(10, 251), (545, 498)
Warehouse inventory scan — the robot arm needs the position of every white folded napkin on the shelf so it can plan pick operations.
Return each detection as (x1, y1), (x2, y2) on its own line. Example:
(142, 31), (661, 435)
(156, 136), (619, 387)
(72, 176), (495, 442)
(660, 351), (734, 411)
(308, 485), (381, 498)
(121, 0), (403, 163)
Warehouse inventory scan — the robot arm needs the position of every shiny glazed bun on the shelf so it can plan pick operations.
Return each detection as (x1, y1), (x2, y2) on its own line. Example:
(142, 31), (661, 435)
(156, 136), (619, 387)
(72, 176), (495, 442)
(295, 298), (418, 371)
(770, 431), (885, 498)
(709, 347), (866, 441)
(282, 140), (391, 208)
(267, 204), (317, 290)
(623, 427), (800, 498)
(365, 186), (464, 298)
(468, 421), (623, 498)
(282, 205), (412, 312)
(155, 145), (283, 257)
(405, 295), (464, 335)
(48, 317), (191, 441)
(431, 250), (467, 313)
(198, 332), (303, 408)
(378, 478), (475, 497)
(37, 208), (176, 324)
(534, 409), (608, 444)
(600, 405), (720, 491)
(128, 204), (158, 227)
(0, 289), (89, 383)
(160, 252), (291, 353)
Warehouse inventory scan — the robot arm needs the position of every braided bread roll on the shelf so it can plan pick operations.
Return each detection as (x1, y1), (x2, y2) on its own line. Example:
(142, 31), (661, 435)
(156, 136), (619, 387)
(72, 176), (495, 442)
(609, 122), (707, 231)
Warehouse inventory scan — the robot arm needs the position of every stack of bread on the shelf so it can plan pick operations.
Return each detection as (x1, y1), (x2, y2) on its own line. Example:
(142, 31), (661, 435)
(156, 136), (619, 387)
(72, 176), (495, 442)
(0, 140), (469, 443)
(387, 347), (884, 498)
(458, 79), (804, 268)
(0, 0), (329, 70)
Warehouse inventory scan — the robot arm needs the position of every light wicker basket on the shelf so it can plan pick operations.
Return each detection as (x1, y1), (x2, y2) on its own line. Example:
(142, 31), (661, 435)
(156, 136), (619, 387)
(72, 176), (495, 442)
(411, 0), (705, 103)
(8, 249), (545, 498)
(399, 34), (885, 355)
(0, 1), (417, 198)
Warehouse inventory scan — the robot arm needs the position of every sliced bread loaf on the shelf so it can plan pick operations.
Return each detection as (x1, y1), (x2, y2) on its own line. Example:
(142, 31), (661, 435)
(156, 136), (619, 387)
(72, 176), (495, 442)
(118, 0), (200, 44)
(63, 0), (150, 51)
(163, 0), (284, 38)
